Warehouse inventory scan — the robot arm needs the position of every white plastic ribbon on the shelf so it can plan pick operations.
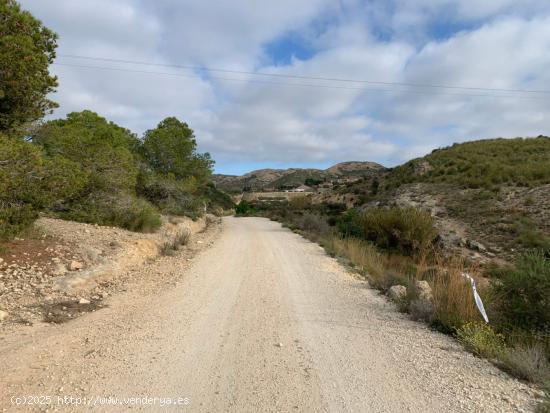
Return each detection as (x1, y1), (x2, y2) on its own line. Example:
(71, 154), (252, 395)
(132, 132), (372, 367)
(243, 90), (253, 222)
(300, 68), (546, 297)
(461, 272), (489, 323)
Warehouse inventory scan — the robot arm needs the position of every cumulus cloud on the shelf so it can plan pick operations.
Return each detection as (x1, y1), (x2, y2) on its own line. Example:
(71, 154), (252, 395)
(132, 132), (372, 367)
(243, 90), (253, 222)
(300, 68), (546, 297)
(18, 0), (550, 173)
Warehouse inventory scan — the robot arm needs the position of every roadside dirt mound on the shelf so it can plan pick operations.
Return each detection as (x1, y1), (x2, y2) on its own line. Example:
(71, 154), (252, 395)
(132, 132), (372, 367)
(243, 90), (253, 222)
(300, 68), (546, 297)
(0, 215), (216, 328)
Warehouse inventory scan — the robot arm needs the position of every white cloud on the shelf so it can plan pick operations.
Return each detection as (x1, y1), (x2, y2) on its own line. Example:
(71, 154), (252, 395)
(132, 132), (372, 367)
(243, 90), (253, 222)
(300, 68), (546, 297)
(16, 0), (550, 173)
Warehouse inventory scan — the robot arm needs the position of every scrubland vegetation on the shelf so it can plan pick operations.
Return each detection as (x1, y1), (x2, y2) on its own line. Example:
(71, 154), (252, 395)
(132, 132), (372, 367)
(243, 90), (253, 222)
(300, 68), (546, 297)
(0, 0), (232, 241)
(383, 137), (550, 190)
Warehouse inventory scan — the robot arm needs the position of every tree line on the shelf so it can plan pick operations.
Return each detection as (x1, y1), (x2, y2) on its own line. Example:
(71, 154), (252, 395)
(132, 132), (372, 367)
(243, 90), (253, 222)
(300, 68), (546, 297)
(0, 0), (232, 240)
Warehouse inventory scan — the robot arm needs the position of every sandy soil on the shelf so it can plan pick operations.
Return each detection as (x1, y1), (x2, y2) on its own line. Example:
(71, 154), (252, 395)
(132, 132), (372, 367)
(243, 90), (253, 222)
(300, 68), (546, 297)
(0, 217), (541, 412)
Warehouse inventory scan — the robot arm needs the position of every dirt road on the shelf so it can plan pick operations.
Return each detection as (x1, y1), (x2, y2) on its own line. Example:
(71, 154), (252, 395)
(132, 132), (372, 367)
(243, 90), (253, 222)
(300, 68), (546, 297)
(0, 217), (538, 412)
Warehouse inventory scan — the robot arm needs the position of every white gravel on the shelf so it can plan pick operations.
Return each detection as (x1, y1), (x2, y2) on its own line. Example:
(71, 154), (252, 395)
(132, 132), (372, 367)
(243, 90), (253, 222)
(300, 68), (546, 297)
(0, 217), (541, 412)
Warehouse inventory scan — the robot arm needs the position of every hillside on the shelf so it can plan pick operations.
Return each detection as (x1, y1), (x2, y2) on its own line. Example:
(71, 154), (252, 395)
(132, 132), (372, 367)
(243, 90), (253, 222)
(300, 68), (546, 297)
(338, 136), (550, 258)
(213, 161), (385, 193)
(233, 137), (550, 259)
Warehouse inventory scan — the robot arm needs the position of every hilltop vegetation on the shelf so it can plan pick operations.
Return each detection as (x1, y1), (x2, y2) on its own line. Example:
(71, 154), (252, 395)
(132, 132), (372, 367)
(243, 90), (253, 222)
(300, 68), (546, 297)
(0, 1), (232, 240)
(383, 137), (550, 190)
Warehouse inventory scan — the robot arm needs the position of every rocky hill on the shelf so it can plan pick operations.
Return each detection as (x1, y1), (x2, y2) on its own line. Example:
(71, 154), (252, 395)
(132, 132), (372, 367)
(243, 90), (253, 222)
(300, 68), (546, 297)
(337, 136), (550, 259)
(214, 161), (385, 193)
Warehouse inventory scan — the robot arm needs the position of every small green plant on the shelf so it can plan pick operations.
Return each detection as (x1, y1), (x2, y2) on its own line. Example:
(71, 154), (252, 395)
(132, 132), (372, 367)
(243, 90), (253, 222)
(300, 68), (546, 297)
(160, 228), (191, 256)
(174, 228), (191, 246)
(457, 322), (505, 359)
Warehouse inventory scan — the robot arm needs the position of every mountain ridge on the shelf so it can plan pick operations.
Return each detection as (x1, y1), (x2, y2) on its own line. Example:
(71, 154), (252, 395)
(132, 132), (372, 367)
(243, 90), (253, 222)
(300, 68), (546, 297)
(213, 161), (385, 193)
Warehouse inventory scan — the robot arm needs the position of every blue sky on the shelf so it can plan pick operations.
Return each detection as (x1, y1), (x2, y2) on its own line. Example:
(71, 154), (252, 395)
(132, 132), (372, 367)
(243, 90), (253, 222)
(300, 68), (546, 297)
(19, 0), (550, 175)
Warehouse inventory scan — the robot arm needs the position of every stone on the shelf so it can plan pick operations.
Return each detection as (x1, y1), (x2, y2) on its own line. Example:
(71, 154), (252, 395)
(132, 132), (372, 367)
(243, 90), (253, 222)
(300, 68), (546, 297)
(0, 310), (8, 321)
(414, 280), (433, 302)
(78, 298), (91, 305)
(53, 263), (68, 276)
(467, 239), (487, 252)
(69, 261), (84, 271)
(388, 285), (407, 301)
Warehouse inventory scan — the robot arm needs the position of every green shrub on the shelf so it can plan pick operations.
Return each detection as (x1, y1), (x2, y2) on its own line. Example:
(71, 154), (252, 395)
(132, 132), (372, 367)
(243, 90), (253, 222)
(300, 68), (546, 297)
(294, 213), (331, 236)
(0, 203), (37, 240)
(513, 218), (550, 251)
(457, 322), (505, 359)
(59, 192), (161, 233)
(201, 183), (235, 212)
(137, 174), (206, 219)
(494, 251), (550, 333)
(354, 207), (438, 255)
(336, 209), (364, 238)
(235, 200), (254, 215)
(0, 134), (85, 239)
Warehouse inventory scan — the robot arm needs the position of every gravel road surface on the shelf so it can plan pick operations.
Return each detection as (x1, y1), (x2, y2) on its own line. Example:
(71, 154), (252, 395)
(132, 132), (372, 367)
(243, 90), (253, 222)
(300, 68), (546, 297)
(0, 217), (538, 412)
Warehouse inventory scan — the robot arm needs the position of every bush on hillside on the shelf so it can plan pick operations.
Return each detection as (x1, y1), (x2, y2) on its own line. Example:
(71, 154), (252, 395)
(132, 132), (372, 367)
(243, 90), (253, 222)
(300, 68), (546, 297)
(336, 209), (364, 238)
(352, 207), (438, 255)
(137, 172), (204, 219)
(493, 251), (550, 333)
(201, 183), (235, 213)
(512, 218), (550, 252)
(0, 134), (86, 239)
(59, 192), (161, 233)
(294, 213), (331, 236)
(235, 200), (254, 216)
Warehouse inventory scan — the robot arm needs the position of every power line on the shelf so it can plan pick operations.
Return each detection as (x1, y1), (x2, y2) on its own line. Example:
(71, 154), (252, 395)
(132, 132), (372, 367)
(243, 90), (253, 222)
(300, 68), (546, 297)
(52, 62), (550, 101)
(57, 53), (550, 95)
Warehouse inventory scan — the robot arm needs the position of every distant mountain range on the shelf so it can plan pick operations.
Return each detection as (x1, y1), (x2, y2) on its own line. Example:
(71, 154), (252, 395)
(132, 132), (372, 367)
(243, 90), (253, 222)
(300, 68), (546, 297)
(213, 161), (385, 193)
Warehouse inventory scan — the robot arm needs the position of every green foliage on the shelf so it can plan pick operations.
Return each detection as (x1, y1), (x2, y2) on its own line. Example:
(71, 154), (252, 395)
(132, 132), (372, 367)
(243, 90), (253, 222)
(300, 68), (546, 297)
(385, 137), (550, 190)
(142, 117), (213, 183)
(304, 178), (323, 186)
(457, 322), (505, 359)
(336, 209), (364, 238)
(34, 111), (139, 192)
(513, 218), (550, 251)
(0, 0), (58, 135)
(351, 207), (438, 255)
(494, 251), (550, 333)
(0, 134), (85, 239)
(30, 111), (165, 230)
(137, 173), (205, 219)
(59, 192), (161, 233)
(235, 200), (254, 215)
(201, 183), (235, 213)
(0, 203), (37, 240)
